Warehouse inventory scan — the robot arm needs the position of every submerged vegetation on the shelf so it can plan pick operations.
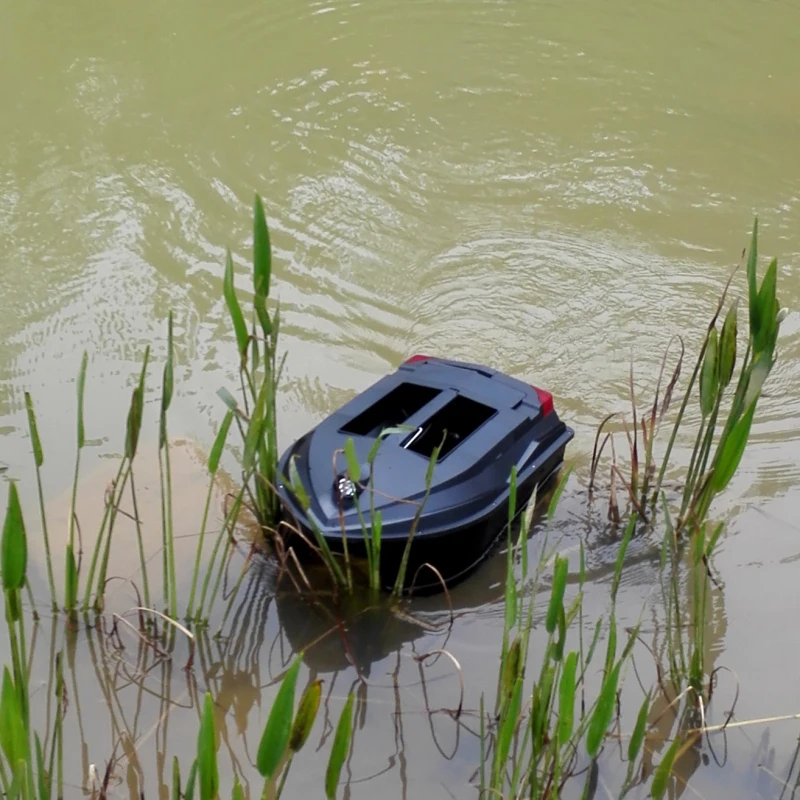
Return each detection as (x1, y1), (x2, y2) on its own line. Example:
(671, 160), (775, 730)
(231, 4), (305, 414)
(0, 200), (787, 798)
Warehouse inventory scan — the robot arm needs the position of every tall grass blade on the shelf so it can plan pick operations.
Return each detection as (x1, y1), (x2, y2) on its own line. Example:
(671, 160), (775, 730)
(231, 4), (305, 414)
(628, 691), (651, 763)
(754, 256), (778, 355)
(545, 555), (568, 635)
(651, 735), (682, 800)
(325, 692), (355, 800)
(548, 466), (572, 521)
(719, 300), (738, 388)
(710, 401), (757, 493)
(557, 651), (578, 747)
(224, 250), (249, 365)
(24, 392), (56, 611)
(35, 733), (48, 800)
(171, 756), (181, 800)
(2, 483), (27, 593)
(186, 410), (234, 621)
(257, 655), (302, 779)
(184, 758), (198, 800)
(253, 194), (273, 336)
(344, 438), (360, 483)
(69, 351), (89, 556)
(64, 544), (78, 616)
(611, 515), (635, 604)
(0, 667), (25, 772)
(159, 312), (178, 617)
(493, 676), (523, 787)
(699, 328), (719, 418)
(197, 692), (219, 800)
(289, 679), (323, 754)
(585, 661), (621, 758)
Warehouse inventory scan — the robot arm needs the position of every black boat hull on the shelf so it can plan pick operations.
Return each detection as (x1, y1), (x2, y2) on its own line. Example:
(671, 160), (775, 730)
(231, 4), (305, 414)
(278, 433), (569, 593)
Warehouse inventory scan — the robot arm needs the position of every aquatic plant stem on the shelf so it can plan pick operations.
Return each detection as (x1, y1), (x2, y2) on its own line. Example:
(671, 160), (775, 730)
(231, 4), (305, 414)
(129, 468), (151, 609)
(89, 460), (132, 613)
(81, 457), (127, 612)
(32, 461), (56, 613)
(186, 475), (216, 622)
(163, 442), (178, 620)
(196, 486), (246, 623)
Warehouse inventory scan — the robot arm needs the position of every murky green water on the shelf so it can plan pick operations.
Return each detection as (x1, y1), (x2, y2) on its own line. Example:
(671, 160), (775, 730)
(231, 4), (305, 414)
(2, 0), (800, 796)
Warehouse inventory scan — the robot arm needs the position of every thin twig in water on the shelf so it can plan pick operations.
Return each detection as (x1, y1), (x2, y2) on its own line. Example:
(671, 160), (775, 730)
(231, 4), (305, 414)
(127, 607), (196, 670)
(407, 563), (455, 630)
(413, 649), (464, 718)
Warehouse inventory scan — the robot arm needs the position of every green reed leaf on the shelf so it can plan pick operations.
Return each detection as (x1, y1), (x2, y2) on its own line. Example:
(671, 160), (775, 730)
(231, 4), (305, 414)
(557, 651), (578, 747)
(611, 515), (635, 603)
(710, 401), (756, 493)
(651, 734), (682, 799)
(367, 426), (414, 463)
(77, 351), (88, 449)
(125, 388), (142, 461)
(344, 438), (360, 483)
(585, 617), (604, 668)
(546, 555), (568, 634)
(24, 393), (43, 468)
(628, 691), (651, 763)
(754, 257), (778, 355)
(585, 660), (621, 758)
(719, 300), (738, 389)
(224, 249), (249, 364)
(253, 194), (273, 336)
(64, 544), (78, 612)
(325, 692), (355, 800)
(197, 692), (219, 800)
(0, 667), (25, 769)
(184, 759), (198, 800)
(243, 386), (267, 472)
(2, 482), (27, 592)
(171, 756), (181, 800)
(495, 676), (523, 776)
(706, 521), (724, 559)
(288, 458), (311, 511)
(209, 410), (234, 474)
(35, 732), (49, 800)
(548, 466), (572, 521)
(290, 679), (323, 754)
(231, 776), (244, 800)
(503, 636), (522, 700)
(160, 312), (174, 449)
(257, 655), (302, 779)
(699, 327), (719, 418)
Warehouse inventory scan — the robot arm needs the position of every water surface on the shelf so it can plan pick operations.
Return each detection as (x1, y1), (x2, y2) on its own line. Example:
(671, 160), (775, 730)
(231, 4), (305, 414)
(1, 0), (799, 796)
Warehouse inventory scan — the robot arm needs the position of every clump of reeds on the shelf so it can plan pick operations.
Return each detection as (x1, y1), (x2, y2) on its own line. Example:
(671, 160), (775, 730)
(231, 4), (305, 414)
(2, 480), (356, 799)
(576, 218), (784, 783)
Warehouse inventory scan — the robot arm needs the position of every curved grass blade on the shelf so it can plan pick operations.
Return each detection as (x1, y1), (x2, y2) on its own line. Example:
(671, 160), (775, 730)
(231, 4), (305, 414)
(585, 661), (621, 758)
(224, 250), (249, 365)
(290, 679), (323, 754)
(545, 555), (568, 635)
(557, 651), (578, 746)
(257, 655), (302, 779)
(197, 692), (219, 800)
(651, 735), (682, 800)
(2, 483), (27, 593)
(253, 194), (273, 336)
(325, 691), (355, 799)
(548, 465), (572, 521)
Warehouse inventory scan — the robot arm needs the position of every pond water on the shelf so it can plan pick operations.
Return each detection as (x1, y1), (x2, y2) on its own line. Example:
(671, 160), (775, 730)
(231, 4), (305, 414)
(1, 0), (799, 797)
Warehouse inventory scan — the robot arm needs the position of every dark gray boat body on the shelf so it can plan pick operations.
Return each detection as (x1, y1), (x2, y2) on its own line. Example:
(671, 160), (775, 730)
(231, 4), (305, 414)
(275, 355), (574, 591)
